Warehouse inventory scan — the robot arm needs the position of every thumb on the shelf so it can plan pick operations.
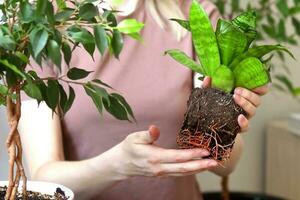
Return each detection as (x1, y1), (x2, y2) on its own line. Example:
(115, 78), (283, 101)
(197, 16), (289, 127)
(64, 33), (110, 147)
(202, 76), (211, 88)
(131, 125), (160, 144)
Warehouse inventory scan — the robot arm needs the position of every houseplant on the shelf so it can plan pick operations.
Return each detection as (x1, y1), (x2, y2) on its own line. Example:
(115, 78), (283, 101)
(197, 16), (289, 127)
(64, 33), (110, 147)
(0, 0), (143, 199)
(165, 0), (293, 200)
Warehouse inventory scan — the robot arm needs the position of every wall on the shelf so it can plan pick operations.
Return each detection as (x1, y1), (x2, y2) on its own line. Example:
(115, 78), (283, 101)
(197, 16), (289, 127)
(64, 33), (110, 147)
(0, 107), (9, 179)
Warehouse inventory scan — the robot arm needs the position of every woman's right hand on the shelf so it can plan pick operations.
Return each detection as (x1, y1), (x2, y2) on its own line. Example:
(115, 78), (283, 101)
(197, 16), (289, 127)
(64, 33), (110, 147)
(103, 126), (218, 179)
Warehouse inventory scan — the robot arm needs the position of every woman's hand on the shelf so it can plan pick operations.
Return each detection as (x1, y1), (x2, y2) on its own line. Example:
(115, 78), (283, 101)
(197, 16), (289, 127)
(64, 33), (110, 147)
(202, 77), (269, 132)
(108, 126), (218, 179)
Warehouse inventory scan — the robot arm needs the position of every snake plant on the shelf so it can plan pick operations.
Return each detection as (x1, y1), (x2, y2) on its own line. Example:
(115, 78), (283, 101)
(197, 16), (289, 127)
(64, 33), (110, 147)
(166, 0), (294, 93)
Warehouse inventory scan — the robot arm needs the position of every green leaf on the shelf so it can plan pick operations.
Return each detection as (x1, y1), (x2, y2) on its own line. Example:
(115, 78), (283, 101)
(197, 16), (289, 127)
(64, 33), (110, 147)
(0, 85), (8, 105)
(117, 19), (144, 34)
(230, 45), (295, 69)
(29, 27), (49, 58)
(94, 25), (108, 55)
(67, 67), (92, 80)
(92, 79), (114, 89)
(46, 80), (60, 111)
(36, 0), (48, 18)
(111, 93), (135, 121)
(84, 83), (103, 114)
(47, 40), (62, 69)
(277, 19), (286, 40)
(127, 32), (143, 41)
(103, 95), (130, 121)
(0, 59), (26, 78)
(276, 0), (290, 17)
(46, 1), (55, 25)
(189, 0), (220, 76)
(20, 1), (34, 23)
(103, 11), (117, 27)
(170, 18), (191, 31)
(293, 87), (300, 96)
(165, 49), (203, 74)
(0, 35), (16, 51)
(56, 0), (67, 10)
(59, 85), (75, 115)
(62, 42), (72, 65)
(111, 30), (123, 59)
(292, 17), (300, 36)
(83, 41), (95, 58)
(23, 83), (43, 101)
(67, 26), (94, 44)
(15, 51), (29, 64)
(79, 3), (98, 20)
(91, 84), (110, 105)
(55, 8), (74, 22)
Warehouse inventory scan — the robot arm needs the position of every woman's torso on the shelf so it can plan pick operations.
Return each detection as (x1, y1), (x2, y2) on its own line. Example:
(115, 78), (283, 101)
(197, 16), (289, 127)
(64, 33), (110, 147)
(60, 1), (219, 199)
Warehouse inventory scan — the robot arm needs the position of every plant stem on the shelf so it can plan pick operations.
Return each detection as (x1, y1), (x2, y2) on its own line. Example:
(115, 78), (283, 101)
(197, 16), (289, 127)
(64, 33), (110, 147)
(221, 176), (230, 200)
(5, 85), (27, 200)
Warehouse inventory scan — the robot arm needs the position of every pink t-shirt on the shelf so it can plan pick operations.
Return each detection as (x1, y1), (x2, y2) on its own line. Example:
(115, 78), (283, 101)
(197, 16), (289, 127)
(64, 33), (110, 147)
(29, 1), (220, 199)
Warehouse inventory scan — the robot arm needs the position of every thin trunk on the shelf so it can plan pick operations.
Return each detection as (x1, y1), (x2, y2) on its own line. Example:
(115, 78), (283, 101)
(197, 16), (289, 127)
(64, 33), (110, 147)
(5, 86), (27, 200)
(221, 176), (230, 200)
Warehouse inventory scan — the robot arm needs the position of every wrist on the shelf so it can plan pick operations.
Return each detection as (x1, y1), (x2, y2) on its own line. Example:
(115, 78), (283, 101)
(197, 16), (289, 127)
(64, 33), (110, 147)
(88, 143), (129, 182)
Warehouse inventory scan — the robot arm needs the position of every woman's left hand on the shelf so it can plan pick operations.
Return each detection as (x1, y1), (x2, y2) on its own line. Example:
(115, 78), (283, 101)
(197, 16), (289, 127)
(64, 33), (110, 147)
(202, 77), (269, 133)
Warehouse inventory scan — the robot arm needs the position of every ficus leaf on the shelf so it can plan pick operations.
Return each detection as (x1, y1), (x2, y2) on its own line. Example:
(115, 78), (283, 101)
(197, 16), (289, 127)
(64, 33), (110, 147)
(94, 25), (108, 55)
(46, 80), (60, 112)
(84, 83), (103, 114)
(111, 30), (124, 59)
(79, 3), (99, 20)
(67, 67), (92, 80)
(47, 40), (62, 70)
(29, 27), (49, 58)
(117, 19), (144, 34)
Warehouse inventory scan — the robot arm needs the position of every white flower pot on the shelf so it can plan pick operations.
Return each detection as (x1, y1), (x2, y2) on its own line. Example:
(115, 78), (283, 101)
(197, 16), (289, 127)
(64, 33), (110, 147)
(0, 181), (74, 200)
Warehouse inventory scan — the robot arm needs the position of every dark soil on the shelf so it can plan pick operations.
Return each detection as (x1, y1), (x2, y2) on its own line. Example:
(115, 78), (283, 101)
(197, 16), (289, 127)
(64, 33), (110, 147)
(177, 87), (246, 161)
(0, 186), (68, 200)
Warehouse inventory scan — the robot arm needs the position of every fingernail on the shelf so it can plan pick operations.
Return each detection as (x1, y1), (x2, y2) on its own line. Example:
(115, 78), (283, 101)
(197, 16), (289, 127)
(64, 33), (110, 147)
(209, 161), (218, 167)
(235, 88), (242, 95)
(202, 150), (210, 156)
(233, 94), (240, 100)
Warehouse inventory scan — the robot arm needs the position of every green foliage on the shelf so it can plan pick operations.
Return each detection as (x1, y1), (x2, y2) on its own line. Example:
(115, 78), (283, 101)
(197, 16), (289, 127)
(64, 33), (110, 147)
(166, 1), (293, 93)
(212, 0), (300, 97)
(0, 0), (144, 121)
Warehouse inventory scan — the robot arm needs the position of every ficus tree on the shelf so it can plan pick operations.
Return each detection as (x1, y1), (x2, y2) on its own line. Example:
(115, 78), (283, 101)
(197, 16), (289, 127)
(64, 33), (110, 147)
(0, 0), (143, 199)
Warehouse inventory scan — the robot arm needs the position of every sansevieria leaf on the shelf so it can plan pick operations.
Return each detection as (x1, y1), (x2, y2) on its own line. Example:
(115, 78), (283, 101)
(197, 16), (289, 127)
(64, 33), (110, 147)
(230, 45), (294, 69)
(212, 65), (234, 93)
(233, 57), (270, 89)
(165, 49), (203, 74)
(189, 0), (220, 76)
(216, 19), (248, 66)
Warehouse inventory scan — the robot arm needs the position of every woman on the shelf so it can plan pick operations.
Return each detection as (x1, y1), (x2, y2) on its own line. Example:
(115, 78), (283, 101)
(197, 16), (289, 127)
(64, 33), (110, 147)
(19, 0), (268, 199)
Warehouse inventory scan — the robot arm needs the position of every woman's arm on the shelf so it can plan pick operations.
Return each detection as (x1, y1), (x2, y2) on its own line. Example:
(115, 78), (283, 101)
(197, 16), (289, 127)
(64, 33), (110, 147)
(19, 101), (218, 200)
(18, 101), (122, 199)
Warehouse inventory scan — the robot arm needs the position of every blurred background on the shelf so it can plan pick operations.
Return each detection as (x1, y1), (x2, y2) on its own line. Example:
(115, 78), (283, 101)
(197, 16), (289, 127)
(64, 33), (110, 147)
(1, 0), (300, 199)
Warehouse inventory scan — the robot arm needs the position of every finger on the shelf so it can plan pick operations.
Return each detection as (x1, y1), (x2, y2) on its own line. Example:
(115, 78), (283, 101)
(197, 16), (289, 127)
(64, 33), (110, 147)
(233, 94), (256, 118)
(202, 76), (211, 88)
(238, 114), (249, 133)
(148, 125), (160, 143)
(127, 129), (160, 144)
(160, 159), (218, 175)
(252, 85), (269, 96)
(234, 87), (261, 107)
(147, 148), (210, 164)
